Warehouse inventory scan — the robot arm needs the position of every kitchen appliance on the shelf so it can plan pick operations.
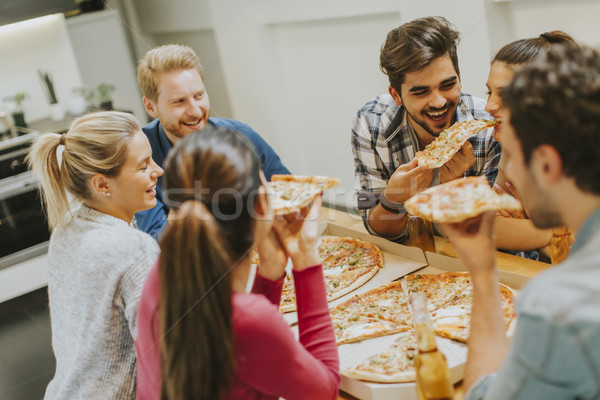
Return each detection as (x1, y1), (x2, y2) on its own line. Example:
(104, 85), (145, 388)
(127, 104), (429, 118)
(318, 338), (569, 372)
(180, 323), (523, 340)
(0, 130), (50, 271)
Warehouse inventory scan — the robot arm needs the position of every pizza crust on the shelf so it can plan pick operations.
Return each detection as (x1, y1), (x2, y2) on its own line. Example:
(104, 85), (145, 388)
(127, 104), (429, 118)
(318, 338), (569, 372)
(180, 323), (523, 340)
(341, 368), (416, 383)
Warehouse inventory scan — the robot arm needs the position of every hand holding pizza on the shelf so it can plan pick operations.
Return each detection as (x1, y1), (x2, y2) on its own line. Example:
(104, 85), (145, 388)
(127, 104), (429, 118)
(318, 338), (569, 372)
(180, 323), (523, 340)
(493, 182), (527, 219)
(385, 159), (433, 203)
(255, 229), (289, 281)
(272, 196), (322, 271)
(439, 141), (475, 183)
(438, 210), (497, 273)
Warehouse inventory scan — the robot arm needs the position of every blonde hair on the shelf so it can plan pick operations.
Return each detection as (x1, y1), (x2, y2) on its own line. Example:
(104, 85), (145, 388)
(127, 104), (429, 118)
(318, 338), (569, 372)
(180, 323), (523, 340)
(137, 44), (205, 103)
(27, 111), (140, 230)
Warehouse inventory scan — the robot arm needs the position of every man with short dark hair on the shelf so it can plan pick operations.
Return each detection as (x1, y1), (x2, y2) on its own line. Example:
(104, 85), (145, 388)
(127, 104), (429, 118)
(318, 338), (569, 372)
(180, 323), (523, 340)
(351, 16), (499, 241)
(442, 44), (600, 399)
(135, 44), (289, 238)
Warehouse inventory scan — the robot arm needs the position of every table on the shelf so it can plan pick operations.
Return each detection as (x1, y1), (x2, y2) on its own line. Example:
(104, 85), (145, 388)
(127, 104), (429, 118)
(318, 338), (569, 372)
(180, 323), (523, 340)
(322, 206), (552, 399)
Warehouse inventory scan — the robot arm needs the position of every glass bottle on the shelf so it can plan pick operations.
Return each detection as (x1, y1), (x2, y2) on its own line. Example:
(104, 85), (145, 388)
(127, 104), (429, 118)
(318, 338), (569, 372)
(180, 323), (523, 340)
(408, 215), (437, 253)
(412, 293), (454, 400)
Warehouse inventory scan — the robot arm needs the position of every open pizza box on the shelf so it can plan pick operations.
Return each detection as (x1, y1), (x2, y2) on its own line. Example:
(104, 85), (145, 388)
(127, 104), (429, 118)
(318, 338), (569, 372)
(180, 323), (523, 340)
(282, 222), (428, 325)
(337, 248), (531, 400)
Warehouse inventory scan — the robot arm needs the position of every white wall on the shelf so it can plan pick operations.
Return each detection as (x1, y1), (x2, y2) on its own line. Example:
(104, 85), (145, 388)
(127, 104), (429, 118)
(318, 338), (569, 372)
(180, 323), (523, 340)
(0, 14), (82, 123)
(127, 0), (600, 210)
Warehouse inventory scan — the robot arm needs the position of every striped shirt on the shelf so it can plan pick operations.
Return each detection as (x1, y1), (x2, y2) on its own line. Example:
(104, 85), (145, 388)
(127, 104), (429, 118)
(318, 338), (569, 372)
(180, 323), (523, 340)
(351, 93), (500, 241)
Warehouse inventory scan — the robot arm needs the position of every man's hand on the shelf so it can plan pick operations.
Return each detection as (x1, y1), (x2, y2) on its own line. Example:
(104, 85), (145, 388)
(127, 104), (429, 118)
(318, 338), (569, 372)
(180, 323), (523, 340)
(439, 141), (475, 183)
(493, 181), (527, 219)
(385, 159), (434, 203)
(438, 210), (497, 273)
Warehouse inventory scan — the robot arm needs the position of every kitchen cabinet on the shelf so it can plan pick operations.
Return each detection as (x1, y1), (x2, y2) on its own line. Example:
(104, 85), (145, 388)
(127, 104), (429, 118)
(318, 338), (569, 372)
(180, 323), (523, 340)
(66, 10), (147, 123)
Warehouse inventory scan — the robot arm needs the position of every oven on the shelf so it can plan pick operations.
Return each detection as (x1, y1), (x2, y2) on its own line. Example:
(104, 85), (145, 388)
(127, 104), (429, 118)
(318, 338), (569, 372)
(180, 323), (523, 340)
(0, 132), (50, 271)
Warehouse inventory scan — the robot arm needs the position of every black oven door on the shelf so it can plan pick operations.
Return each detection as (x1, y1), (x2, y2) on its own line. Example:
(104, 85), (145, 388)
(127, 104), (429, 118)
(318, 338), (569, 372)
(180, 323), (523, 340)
(0, 171), (50, 270)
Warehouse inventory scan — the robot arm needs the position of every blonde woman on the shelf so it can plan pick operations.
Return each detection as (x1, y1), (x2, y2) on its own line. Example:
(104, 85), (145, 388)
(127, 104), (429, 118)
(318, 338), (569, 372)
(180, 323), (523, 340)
(27, 111), (163, 399)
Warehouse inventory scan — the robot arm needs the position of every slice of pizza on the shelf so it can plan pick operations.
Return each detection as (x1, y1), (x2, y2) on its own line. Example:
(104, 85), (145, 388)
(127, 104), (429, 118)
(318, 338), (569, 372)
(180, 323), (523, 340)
(269, 174), (339, 215)
(341, 331), (417, 383)
(329, 280), (413, 344)
(404, 176), (522, 223)
(416, 119), (496, 168)
(429, 280), (516, 343)
(405, 272), (472, 315)
(279, 236), (383, 313)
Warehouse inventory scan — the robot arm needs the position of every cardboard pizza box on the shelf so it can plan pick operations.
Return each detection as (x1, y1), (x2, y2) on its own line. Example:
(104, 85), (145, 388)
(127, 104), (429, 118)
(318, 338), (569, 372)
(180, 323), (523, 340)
(281, 222), (428, 325)
(337, 235), (531, 400)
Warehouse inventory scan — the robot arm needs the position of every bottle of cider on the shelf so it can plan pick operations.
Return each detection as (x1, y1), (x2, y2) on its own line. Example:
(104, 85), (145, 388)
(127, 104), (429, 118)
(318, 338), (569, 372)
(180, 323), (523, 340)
(412, 293), (454, 400)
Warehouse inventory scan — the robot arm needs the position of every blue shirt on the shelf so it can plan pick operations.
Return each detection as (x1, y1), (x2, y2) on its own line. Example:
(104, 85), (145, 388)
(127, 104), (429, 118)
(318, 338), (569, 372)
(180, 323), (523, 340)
(467, 206), (600, 400)
(135, 118), (290, 238)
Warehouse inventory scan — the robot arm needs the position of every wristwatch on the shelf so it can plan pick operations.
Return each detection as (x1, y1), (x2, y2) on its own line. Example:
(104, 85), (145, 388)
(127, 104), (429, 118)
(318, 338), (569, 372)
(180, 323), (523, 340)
(379, 193), (405, 214)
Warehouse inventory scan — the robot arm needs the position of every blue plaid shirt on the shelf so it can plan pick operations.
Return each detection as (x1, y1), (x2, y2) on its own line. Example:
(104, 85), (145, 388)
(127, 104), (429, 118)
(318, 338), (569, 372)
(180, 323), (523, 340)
(351, 93), (500, 240)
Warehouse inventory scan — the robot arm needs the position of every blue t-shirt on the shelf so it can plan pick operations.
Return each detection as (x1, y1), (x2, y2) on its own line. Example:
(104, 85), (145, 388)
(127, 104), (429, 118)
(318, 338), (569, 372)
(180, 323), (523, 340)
(135, 118), (290, 238)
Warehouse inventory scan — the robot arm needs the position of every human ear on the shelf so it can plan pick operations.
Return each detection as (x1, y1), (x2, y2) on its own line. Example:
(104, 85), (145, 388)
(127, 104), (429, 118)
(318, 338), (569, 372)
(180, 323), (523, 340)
(89, 174), (111, 197)
(388, 86), (403, 106)
(143, 97), (158, 119)
(532, 144), (563, 186)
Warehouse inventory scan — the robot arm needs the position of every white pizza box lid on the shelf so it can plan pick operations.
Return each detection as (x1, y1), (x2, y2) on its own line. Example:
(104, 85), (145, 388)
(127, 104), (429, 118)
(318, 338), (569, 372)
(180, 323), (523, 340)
(281, 222), (428, 325)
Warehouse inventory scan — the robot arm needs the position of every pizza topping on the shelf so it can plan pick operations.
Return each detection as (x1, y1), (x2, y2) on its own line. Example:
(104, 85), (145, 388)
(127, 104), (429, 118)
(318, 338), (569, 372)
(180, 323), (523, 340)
(416, 119), (496, 168)
(279, 236), (383, 313)
(404, 176), (522, 223)
(269, 174), (339, 215)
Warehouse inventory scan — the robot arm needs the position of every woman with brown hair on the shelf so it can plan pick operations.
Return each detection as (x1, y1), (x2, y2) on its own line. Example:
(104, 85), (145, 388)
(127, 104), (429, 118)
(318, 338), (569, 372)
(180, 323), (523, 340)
(27, 111), (163, 399)
(135, 126), (339, 400)
(486, 31), (577, 260)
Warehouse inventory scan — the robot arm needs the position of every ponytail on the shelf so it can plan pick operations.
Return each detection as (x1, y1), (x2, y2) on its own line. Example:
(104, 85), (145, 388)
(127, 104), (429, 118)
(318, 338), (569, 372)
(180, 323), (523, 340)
(159, 201), (235, 400)
(26, 111), (139, 229)
(27, 133), (71, 230)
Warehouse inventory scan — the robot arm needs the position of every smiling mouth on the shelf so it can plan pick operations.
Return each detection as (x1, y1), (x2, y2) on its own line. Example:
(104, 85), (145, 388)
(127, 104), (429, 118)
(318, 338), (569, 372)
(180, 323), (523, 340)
(146, 185), (156, 196)
(182, 119), (203, 128)
(425, 108), (449, 121)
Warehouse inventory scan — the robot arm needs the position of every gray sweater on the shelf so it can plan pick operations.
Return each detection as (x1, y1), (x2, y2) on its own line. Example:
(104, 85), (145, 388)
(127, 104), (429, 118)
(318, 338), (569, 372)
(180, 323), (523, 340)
(44, 205), (159, 399)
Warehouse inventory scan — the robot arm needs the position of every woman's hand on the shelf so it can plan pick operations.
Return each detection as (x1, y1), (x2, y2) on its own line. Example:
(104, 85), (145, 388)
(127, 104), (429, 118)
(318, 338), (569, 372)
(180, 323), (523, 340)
(272, 196), (322, 271)
(493, 181), (527, 219)
(255, 228), (288, 281)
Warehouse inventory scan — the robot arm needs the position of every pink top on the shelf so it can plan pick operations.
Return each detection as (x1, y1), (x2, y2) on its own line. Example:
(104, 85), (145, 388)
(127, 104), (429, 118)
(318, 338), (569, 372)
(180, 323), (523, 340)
(136, 262), (339, 400)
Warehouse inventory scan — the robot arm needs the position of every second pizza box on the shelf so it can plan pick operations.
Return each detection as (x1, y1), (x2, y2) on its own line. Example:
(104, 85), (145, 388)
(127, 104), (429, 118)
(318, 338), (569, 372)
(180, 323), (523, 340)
(338, 245), (531, 400)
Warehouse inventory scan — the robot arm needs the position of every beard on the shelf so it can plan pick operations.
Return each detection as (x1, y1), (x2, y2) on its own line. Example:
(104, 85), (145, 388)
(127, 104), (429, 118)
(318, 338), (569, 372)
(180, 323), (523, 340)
(405, 102), (457, 138)
(521, 173), (564, 229)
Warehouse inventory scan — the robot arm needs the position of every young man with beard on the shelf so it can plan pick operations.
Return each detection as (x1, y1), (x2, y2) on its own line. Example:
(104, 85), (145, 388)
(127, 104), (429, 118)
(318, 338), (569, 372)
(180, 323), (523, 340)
(135, 44), (289, 238)
(442, 44), (600, 399)
(351, 16), (500, 241)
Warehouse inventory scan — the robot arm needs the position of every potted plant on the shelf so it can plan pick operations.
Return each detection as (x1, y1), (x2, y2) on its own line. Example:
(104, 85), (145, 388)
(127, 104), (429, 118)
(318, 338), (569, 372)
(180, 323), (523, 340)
(39, 70), (65, 121)
(12, 92), (28, 128)
(97, 83), (115, 110)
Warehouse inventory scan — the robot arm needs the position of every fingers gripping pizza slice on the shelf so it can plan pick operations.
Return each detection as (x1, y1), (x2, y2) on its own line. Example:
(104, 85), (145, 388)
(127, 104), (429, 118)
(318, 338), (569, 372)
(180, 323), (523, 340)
(416, 119), (496, 168)
(404, 176), (522, 223)
(269, 174), (339, 215)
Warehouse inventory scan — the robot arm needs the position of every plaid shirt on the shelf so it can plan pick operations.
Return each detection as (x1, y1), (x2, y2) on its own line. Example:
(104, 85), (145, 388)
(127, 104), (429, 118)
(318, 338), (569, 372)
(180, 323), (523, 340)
(351, 93), (500, 240)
